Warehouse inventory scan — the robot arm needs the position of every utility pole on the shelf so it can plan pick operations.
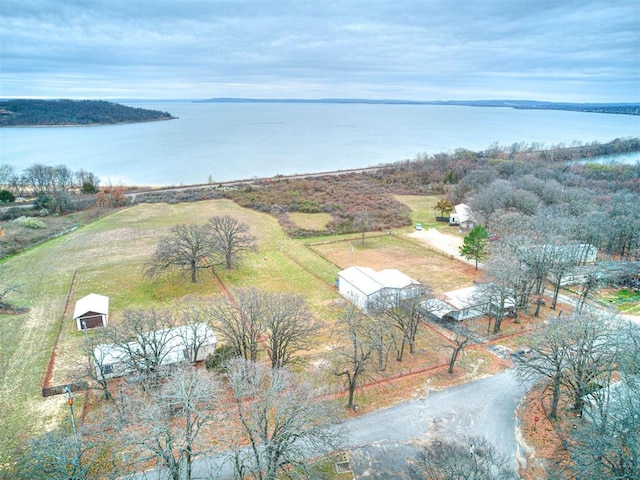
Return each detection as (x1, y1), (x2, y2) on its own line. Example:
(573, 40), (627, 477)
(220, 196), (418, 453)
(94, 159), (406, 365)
(64, 385), (82, 460)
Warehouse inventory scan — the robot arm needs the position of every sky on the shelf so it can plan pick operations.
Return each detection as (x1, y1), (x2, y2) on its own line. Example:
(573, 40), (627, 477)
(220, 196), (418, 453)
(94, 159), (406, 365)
(1, 0), (638, 102)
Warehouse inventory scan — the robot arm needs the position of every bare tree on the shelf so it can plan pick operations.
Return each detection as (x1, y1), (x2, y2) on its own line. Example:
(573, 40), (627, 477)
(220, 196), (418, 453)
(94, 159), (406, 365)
(559, 311), (620, 417)
(408, 436), (520, 480)
(24, 163), (55, 195)
(176, 303), (218, 364)
(606, 193), (640, 260)
(76, 168), (100, 193)
(517, 310), (621, 419)
(260, 291), (321, 369)
(0, 164), (15, 189)
(52, 164), (75, 192)
(379, 293), (426, 360)
(110, 366), (222, 480)
(353, 211), (373, 245)
(207, 215), (257, 270)
(367, 313), (396, 372)
(547, 244), (586, 310)
(207, 287), (264, 363)
(206, 288), (319, 368)
(334, 302), (375, 409)
(146, 223), (216, 283)
(18, 426), (89, 480)
(447, 335), (468, 374)
(516, 316), (567, 419)
(482, 239), (532, 333)
(82, 329), (113, 401)
(100, 309), (177, 386)
(567, 328), (640, 480)
(224, 358), (342, 480)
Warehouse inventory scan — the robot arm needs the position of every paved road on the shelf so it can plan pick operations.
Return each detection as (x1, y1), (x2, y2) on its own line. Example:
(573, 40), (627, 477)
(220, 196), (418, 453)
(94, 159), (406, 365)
(342, 369), (527, 477)
(137, 369), (526, 479)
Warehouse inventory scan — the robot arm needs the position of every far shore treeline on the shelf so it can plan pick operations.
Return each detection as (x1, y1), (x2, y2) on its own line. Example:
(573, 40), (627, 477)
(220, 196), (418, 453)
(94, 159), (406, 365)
(0, 99), (175, 126)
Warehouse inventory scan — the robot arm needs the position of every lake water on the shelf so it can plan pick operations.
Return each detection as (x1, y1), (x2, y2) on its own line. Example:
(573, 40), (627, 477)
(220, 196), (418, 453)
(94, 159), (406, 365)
(1, 102), (638, 186)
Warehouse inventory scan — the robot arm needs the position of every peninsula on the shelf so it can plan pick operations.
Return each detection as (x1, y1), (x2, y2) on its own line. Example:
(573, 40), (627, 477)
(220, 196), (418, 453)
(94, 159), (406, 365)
(0, 99), (175, 127)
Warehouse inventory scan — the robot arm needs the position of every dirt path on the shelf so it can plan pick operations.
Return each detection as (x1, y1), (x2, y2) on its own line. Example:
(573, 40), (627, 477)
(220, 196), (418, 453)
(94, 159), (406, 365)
(407, 228), (477, 267)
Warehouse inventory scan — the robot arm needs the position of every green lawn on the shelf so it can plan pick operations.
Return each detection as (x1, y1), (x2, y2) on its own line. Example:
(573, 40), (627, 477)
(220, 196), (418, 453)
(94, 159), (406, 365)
(395, 194), (445, 229)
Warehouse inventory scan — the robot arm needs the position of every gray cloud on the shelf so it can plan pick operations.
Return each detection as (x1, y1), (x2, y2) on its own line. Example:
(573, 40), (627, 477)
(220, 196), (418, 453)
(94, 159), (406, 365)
(1, 0), (638, 101)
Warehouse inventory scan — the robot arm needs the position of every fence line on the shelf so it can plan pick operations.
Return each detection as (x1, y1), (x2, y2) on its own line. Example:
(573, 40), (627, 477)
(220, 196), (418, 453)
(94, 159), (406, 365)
(41, 269), (78, 394)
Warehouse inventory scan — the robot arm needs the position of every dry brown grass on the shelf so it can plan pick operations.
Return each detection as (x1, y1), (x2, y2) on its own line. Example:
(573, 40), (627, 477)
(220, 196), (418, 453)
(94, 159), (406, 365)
(288, 212), (333, 230)
(309, 232), (481, 294)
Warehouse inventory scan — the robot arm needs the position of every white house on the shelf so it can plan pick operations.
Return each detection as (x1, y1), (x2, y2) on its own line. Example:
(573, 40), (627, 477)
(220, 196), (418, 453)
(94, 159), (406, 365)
(421, 285), (516, 322)
(337, 266), (423, 313)
(449, 204), (476, 229)
(74, 293), (109, 330)
(93, 323), (217, 380)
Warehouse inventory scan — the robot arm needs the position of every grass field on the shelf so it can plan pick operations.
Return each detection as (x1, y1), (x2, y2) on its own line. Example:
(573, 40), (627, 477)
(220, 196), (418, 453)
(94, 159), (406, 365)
(0, 200), (335, 465)
(394, 194), (442, 229)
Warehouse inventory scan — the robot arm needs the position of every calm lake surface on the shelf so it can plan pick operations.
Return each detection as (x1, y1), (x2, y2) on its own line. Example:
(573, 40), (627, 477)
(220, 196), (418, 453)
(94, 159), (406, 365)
(1, 102), (639, 186)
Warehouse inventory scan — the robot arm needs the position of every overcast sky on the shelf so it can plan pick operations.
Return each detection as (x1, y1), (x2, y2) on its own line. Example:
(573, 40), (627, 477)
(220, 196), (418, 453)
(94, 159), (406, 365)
(1, 0), (638, 102)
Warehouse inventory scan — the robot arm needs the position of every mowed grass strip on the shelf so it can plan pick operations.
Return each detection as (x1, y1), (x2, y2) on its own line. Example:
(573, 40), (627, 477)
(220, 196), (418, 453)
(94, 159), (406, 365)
(395, 194), (442, 229)
(289, 212), (332, 230)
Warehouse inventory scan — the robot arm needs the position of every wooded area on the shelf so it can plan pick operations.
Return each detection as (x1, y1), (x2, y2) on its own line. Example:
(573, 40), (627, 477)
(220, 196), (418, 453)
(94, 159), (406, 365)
(0, 99), (174, 126)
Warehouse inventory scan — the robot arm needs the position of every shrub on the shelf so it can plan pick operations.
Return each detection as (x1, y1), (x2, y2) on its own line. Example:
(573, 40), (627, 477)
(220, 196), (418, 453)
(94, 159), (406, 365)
(0, 189), (15, 204)
(13, 216), (46, 229)
(205, 344), (235, 372)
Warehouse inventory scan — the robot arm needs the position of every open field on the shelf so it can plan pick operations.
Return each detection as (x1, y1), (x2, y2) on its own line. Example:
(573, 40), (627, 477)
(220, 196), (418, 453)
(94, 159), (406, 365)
(394, 194), (442, 229)
(0, 199), (342, 466)
(308, 231), (480, 294)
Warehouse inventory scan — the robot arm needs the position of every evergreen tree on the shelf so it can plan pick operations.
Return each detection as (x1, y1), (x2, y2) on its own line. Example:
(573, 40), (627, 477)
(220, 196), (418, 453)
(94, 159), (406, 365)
(459, 225), (489, 269)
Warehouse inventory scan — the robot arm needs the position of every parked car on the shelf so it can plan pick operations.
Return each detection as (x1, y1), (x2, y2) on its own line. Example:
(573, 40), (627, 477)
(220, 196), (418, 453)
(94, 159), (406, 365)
(415, 223), (423, 231)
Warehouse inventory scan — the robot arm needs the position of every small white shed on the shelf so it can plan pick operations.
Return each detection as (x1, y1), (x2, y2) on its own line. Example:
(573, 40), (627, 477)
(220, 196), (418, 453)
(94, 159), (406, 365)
(74, 293), (109, 331)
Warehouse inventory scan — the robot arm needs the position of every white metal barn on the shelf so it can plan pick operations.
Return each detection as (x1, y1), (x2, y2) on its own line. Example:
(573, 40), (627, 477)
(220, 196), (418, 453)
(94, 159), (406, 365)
(74, 293), (109, 330)
(337, 266), (422, 313)
(93, 323), (217, 380)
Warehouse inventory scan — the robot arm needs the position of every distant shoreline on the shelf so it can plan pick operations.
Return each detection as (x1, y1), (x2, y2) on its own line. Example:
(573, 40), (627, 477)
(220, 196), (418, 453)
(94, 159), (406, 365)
(0, 116), (176, 128)
(195, 98), (640, 116)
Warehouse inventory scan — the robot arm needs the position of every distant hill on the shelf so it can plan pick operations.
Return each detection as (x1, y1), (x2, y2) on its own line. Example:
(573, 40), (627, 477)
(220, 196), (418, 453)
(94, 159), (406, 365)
(198, 98), (640, 116)
(0, 99), (176, 126)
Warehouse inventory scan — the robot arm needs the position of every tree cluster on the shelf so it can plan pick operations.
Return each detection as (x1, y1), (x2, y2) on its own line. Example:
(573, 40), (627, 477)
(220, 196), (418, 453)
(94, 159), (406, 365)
(16, 294), (338, 480)
(206, 286), (321, 369)
(146, 215), (257, 283)
(0, 163), (102, 216)
(332, 293), (433, 409)
(517, 311), (639, 479)
(0, 99), (174, 126)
